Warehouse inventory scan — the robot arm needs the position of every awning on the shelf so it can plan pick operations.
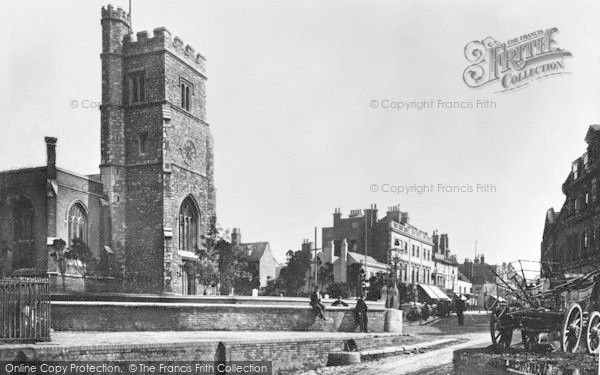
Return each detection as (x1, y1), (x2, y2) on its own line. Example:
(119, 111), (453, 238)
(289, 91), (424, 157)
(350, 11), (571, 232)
(418, 284), (450, 301)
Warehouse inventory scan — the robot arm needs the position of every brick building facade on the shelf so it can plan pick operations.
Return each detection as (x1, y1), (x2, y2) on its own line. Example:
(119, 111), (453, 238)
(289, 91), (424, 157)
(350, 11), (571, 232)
(0, 5), (216, 295)
(542, 125), (600, 274)
(320, 205), (454, 286)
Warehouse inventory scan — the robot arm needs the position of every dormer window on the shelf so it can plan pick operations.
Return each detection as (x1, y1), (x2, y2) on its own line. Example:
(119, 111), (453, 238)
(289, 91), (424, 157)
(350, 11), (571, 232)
(128, 71), (145, 103)
(180, 78), (192, 111)
(572, 161), (579, 179)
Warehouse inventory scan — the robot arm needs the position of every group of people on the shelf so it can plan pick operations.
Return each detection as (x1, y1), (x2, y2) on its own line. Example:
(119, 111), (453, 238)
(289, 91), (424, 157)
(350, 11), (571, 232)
(309, 286), (369, 332)
(309, 286), (469, 331)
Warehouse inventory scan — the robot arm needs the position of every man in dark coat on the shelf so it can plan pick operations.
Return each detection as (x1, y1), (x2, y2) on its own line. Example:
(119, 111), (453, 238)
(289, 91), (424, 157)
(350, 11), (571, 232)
(310, 286), (326, 320)
(455, 296), (466, 326)
(354, 295), (368, 332)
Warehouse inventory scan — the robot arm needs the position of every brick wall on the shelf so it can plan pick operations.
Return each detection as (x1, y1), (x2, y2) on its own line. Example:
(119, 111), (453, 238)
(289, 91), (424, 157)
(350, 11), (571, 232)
(0, 334), (412, 374)
(51, 302), (386, 333)
(0, 168), (48, 274)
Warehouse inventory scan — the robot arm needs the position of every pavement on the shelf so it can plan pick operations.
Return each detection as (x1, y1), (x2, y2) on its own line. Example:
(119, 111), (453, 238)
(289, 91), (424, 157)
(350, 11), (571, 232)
(291, 314), (492, 375)
(0, 330), (420, 350)
(5, 314), (491, 349)
(0, 313), (492, 375)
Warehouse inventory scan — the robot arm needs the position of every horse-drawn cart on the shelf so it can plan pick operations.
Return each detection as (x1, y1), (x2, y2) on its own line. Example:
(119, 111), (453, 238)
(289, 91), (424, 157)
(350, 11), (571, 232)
(489, 261), (600, 354)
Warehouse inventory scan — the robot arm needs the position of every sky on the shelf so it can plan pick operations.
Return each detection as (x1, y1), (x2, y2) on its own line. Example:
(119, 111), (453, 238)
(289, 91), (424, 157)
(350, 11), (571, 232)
(1, 0), (600, 264)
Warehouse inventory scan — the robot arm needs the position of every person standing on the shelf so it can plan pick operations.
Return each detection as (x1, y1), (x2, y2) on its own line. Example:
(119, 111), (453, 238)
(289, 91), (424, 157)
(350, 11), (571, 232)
(354, 295), (368, 332)
(455, 296), (465, 326)
(310, 286), (326, 320)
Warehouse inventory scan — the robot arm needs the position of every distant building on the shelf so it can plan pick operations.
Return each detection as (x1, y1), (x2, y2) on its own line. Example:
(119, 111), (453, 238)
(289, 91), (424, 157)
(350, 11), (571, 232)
(459, 255), (501, 285)
(231, 228), (280, 288)
(472, 282), (499, 308)
(542, 125), (600, 275)
(459, 255), (505, 307)
(317, 205), (461, 303)
(456, 272), (473, 296)
(321, 205), (435, 285)
(431, 231), (459, 291)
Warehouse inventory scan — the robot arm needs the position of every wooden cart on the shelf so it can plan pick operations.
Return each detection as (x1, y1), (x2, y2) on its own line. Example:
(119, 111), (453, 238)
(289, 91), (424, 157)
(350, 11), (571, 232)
(489, 261), (600, 354)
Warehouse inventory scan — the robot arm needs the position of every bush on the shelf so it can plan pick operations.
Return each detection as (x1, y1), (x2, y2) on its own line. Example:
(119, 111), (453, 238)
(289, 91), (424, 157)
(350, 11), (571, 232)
(327, 283), (351, 299)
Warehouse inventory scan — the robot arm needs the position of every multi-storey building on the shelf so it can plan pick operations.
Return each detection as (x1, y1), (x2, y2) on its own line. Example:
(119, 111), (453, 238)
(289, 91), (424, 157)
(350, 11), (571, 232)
(320, 205), (448, 290)
(0, 5), (216, 294)
(459, 255), (501, 285)
(431, 231), (459, 292)
(542, 125), (600, 274)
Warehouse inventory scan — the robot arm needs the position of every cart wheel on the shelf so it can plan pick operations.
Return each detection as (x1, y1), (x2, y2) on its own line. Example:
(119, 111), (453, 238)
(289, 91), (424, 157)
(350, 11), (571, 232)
(586, 311), (600, 354)
(521, 331), (541, 352)
(490, 307), (512, 350)
(561, 303), (583, 353)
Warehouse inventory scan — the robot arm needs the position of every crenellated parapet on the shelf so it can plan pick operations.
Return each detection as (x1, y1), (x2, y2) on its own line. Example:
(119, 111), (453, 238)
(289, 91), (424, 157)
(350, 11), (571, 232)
(101, 4), (131, 26)
(123, 27), (206, 75)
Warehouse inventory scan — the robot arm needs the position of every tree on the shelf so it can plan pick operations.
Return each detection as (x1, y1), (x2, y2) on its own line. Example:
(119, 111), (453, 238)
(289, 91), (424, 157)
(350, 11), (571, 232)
(347, 263), (363, 297)
(317, 262), (334, 290)
(195, 216), (221, 295)
(276, 247), (311, 296)
(218, 240), (251, 295)
(49, 239), (68, 291)
(366, 273), (385, 301)
(327, 282), (351, 298)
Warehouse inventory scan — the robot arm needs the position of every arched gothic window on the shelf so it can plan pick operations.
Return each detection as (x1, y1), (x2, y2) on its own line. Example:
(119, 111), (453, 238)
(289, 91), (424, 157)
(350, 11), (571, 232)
(68, 203), (88, 246)
(179, 197), (198, 252)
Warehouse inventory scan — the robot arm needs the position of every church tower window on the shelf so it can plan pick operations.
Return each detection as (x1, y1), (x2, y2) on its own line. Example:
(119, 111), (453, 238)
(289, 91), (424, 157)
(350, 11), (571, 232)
(179, 197), (198, 252)
(128, 71), (145, 103)
(180, 79), (192, 111)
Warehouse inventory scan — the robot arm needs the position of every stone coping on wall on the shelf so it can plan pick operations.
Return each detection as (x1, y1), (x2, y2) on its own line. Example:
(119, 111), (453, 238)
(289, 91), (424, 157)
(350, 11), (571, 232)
(51, 300), (387, 311)
(51, 292), (385, 307)
(0, 331), (409, 352)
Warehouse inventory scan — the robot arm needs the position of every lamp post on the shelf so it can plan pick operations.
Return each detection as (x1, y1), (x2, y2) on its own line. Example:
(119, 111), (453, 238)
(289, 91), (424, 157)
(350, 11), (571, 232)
(387, 248), (400, 309)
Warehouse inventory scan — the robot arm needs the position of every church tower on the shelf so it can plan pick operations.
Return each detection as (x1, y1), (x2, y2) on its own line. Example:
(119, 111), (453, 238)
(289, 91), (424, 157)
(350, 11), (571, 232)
(100, 5), (216, 293)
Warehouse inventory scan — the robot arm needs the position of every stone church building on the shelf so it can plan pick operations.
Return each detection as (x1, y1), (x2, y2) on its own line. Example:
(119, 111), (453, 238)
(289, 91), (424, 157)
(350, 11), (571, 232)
(0, 5), (216, 294)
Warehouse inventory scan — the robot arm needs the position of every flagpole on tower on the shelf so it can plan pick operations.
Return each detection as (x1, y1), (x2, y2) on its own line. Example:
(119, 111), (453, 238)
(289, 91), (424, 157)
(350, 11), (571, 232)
(128, 0), (132, 30)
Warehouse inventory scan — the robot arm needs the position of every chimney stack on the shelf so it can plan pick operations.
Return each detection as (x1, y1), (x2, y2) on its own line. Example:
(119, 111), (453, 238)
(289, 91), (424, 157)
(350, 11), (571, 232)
(45, 137), (57, 180)
(301, 239), (313, 254)
(333, 208), (342, 226)
(231, 228), (242, 246)
(432, 231), (440, 253)
(400, 211), (410, 224)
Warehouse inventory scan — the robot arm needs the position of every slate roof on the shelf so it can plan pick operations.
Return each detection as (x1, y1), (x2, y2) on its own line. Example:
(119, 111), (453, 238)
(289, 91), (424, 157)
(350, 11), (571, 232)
(239, 242), (270, 262)
(346, 251), (387, 267)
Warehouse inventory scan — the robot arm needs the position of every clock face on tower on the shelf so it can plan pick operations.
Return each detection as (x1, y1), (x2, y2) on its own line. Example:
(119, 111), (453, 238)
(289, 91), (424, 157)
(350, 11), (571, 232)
(182, 140), (197, 165)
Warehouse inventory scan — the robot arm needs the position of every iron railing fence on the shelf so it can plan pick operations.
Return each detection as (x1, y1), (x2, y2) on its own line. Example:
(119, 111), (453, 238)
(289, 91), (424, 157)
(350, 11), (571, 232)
(0, 277), (51, 343)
